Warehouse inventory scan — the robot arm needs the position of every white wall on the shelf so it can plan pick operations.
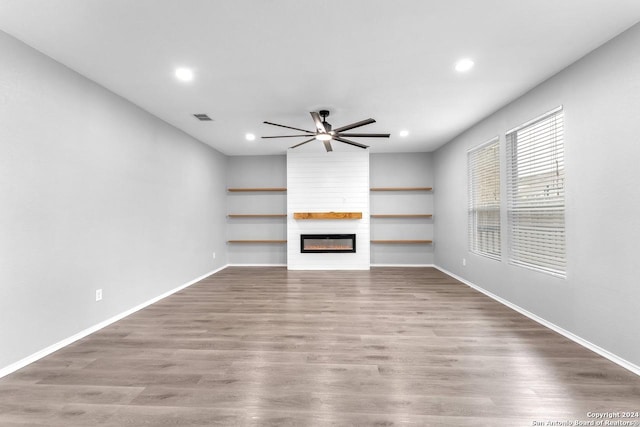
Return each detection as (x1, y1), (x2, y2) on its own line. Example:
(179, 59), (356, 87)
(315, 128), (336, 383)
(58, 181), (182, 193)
(287, 151), (370, 270)
(434, 22), (640, 367)
(0, 30), (228, 371)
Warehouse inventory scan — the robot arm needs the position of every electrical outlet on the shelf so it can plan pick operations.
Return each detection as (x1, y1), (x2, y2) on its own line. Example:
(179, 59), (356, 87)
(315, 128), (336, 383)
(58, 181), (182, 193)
(212, 252), (216, 259)
(462, 258), (467, 266)
(96, 289), (102, 301)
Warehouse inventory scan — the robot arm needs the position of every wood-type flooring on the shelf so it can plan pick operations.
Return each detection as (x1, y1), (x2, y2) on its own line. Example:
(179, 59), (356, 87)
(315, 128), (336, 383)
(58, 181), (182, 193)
(1, 267), (639, 426)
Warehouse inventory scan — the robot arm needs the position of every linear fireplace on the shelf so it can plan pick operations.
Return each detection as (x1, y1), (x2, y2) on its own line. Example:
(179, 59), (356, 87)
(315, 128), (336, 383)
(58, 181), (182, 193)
(300, 234), (356, 253)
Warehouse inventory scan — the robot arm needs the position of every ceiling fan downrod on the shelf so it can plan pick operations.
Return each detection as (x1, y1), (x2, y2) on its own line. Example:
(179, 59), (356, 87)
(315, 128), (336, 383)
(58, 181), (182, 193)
(319, 110), (331, 132)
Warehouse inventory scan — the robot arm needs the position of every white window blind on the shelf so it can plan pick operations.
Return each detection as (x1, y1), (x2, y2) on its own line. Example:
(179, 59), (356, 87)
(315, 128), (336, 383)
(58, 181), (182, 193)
(468, 137), (501, 260)
(506, 107), (565, 277)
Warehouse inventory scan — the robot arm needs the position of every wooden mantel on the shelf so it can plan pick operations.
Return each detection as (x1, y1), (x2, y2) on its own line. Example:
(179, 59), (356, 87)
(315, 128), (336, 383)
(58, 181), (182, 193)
(293, 212), (363, 220)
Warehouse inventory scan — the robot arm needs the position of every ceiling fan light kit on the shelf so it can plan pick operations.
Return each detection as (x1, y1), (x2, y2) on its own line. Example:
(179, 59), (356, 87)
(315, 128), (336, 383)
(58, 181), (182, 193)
(262, 110), (390, 152)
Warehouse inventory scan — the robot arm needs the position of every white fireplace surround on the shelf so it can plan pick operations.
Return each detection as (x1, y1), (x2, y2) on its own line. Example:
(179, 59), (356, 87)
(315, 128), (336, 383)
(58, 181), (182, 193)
(287, 151), (370, 270)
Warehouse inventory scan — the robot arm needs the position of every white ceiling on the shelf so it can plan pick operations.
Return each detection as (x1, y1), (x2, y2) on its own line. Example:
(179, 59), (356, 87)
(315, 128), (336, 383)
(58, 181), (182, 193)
(1, 1), (639, 156)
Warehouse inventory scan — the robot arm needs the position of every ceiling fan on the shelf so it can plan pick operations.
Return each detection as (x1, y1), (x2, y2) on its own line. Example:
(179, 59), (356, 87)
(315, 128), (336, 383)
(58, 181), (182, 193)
(262, 110), (390, 152)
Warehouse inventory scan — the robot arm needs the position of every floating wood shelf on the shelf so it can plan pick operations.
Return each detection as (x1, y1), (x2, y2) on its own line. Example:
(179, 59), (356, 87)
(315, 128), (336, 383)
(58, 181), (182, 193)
(293, 212), (363, 220)
(227, 188), (287, 192)
(370, 187), (433, 191)
(371, 214), (433, 218)
(227, 240), (287, 243)
(371, 240), (433, 244)
(228, 214), (287, 218)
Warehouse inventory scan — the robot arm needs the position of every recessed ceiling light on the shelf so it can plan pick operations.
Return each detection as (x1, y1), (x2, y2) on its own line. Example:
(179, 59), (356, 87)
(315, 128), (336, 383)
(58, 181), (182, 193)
(399, 130), (409, 137)
(245, 133), (256, 141)
(175, 67), (194, 81)
(455, 58), (474, 73)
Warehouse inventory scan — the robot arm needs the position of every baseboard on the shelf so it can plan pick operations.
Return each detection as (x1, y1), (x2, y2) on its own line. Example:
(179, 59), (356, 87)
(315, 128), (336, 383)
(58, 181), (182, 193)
(7, 264), (636, 378)
(371, 264), (435, 268)
(0, 265), (228, 379)
(434, 265), (640, 377)
(227, 263), (287, 267)
(287, 267), (371, 270)
(228, 264), (435, 268)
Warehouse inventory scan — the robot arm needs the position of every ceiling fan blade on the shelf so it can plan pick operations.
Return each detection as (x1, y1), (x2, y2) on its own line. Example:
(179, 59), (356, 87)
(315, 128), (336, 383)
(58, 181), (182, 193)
(262, 134), (314, 139)
(337, 133), (390, 138)
(289, 138), (316, 149)
(333, 118), (376, 133)
(264, 121), (314, 134)
(333, 136), (369, 149)
(310, 112), (327, 133)
(322, 140), (333, 152)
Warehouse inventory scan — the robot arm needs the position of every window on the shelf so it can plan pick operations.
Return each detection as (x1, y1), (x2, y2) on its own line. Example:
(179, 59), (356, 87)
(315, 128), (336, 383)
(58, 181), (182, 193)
(468, 137), (501, 260)
(506, 106), (565, 277)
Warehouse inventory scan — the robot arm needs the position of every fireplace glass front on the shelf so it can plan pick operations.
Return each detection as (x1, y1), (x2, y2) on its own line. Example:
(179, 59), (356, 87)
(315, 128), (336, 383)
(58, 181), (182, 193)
(300, 234), (356, 253)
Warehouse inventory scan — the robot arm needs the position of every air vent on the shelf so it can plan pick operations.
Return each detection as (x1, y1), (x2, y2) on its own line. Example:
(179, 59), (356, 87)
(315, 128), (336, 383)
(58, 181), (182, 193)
(193, 113), (213, 121)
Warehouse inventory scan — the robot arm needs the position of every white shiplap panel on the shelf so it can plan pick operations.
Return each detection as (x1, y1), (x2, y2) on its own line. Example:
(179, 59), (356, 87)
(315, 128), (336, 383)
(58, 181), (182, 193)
(287, 151), (370, 270)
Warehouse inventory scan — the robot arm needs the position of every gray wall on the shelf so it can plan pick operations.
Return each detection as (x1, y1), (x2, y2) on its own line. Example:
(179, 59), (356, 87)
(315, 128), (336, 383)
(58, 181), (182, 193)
(434, 23), (640, 366)
(0, 31), (228, 370)
(225, 153), (435, 266)
(8, 16), (637, 374)
(226, 155), (287, 265)
(370, 153), (434, 265)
